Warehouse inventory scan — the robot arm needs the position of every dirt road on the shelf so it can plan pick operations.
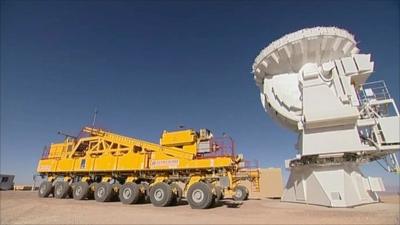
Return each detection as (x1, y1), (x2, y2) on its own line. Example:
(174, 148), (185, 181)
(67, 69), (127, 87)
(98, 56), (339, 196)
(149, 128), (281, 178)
(1, 191), (398, 224)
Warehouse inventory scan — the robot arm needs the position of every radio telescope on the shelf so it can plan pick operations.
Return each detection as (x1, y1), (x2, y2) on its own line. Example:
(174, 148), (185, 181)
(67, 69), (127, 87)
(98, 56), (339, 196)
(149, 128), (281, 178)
(252, 27), (399, 207)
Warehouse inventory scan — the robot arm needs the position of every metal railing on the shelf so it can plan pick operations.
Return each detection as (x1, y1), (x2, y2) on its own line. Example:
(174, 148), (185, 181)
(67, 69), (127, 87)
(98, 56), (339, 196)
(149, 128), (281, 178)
(198, 137), (236, 158)
(358, 80), (391, 104)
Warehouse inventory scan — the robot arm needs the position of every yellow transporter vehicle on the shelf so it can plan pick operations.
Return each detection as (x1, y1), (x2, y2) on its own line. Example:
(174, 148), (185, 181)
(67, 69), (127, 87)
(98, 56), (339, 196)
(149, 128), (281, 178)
(37, 126), (259, 209)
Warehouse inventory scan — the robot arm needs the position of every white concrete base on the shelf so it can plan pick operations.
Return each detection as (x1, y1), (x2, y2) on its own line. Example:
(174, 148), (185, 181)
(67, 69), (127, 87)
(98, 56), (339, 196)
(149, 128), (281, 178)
(282, 162), (381, 207)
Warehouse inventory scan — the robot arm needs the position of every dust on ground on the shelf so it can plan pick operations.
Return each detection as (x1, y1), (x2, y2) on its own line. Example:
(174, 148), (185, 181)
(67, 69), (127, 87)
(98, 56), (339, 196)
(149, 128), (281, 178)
(0, 191), (398, 224)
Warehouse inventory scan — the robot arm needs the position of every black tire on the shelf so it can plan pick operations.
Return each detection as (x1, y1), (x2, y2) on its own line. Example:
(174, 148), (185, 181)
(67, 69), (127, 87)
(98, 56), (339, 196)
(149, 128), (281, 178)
(54, 181), (70, 199)
(88, 182), (97, 200)
(73, 182), (89, 200)
(138, 183), (150, 203)
(170, 183), (183, 205)
(112, 183), (122, 201)
(214, 186), (224, 204)
(38, 181), (53, 198)
(233, 185), (248, 201)
(119, 183), (141, 204)
(94, 182), (113, 202)
(244, 191), (249, 200)
(69, 182), (76, 198)
(112, 183), (121, 192)
(187, 182), (214, 209)
(89, 182), (97, 191)
(149, 182), (174, 207)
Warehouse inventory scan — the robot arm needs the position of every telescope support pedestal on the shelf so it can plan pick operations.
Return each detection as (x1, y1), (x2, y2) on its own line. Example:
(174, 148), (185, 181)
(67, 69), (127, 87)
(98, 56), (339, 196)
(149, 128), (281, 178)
(282, 162), (382, 207)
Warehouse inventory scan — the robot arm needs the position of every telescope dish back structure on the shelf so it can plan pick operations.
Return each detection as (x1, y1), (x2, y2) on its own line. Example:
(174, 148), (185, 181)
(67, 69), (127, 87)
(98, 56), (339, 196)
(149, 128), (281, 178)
(252, 27), (399, 207)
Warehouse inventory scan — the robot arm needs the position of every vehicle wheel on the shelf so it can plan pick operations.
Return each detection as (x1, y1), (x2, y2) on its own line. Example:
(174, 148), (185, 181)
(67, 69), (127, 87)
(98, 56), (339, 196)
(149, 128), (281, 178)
(214, 186), (224, 204)
(69, 182), (76, 198)
(112, 183), (121, 201)
(94, 182), (113, 202)
(233, 185), (248, 201)
(89, 182), (97, 191)
(187, 182), (214, 209)
(119, 183), (141, 204)
(170, 183), (183, 205)
(73, 182), (89, 200)
(38, 181), (53, 198)
(149, 182), (173, 207)
(138, 183), (150, 203)
(88, 182), (97, 200)
(54, 181), (70, 199)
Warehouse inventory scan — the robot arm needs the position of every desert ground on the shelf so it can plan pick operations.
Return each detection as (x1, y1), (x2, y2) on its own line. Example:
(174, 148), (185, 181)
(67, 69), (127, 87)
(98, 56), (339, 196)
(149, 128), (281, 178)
(0, 191), (399, 224)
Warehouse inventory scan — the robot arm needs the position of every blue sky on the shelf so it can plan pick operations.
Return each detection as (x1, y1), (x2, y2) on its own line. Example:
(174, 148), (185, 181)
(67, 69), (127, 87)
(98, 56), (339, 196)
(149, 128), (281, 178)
(1, 0), (399, 189)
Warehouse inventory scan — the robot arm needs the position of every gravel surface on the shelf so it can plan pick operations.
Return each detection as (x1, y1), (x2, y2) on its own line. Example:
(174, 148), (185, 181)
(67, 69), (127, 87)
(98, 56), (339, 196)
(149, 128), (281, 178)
(1, 191), (399, 224)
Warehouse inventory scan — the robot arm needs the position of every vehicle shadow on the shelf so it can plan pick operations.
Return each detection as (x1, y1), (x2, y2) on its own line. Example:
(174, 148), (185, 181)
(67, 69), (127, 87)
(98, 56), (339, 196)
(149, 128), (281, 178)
(221, 200), (243, 208)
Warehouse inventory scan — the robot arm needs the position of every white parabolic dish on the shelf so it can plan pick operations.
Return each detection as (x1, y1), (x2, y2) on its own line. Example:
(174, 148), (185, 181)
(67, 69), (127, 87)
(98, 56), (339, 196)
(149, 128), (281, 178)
(252, 27), (361, 131)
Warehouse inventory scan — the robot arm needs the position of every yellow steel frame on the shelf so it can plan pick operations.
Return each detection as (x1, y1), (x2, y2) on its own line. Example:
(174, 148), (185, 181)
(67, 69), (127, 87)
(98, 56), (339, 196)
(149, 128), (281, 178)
(37, 127), (235, 174)
(37, 127), (260, 196)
